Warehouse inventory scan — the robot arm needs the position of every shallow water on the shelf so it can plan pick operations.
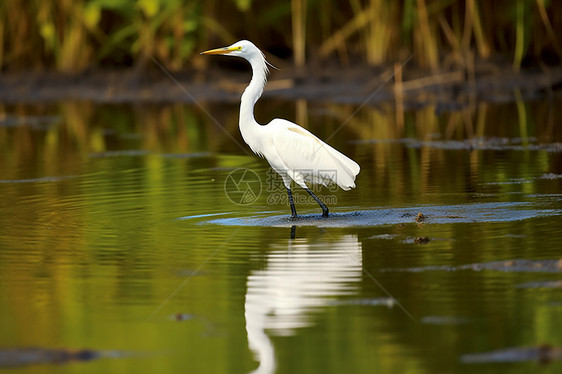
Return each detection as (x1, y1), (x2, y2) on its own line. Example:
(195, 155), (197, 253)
(1, 99), (562, 373)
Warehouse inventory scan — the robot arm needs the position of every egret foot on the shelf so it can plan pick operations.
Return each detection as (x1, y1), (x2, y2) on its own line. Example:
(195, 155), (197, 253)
(305, 188), (329, 218)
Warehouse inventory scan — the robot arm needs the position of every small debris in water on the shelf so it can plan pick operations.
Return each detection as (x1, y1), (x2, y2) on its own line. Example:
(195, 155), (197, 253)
(88, 149), (149, 158)
(0, 347), (127, 368)
(381, 259), (562, 273)
(516, 280), (562, 289)
(460, 344), (562, 364)
(414, 236), (430, 244)
(421, 316), (469, 325)
(397, 137), (562, 153)
(366, 234), (399, 240)
(330, 297), (395, 308)
(174, 313), (195, 321)
(539, 173), (562, 180)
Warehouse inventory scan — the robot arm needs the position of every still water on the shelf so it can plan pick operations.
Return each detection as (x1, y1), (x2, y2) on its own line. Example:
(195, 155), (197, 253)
(1, 99), (562, 373)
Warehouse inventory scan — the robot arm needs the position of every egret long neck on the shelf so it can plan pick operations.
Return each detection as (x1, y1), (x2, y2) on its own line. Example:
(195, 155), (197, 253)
(239, 56), (268, 133)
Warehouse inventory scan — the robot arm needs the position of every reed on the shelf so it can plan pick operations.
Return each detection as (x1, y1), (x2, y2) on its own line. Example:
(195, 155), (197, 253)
(291, 0), (306, 69)
(0, 0), (559, 72)
(513, 0), (526, 71)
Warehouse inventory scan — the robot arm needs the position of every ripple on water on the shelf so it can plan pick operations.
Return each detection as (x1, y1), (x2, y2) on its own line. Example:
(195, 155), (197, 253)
(202, 201), (562, 228)
(0, 175), (77, 184)
(380, 259), (562, 274)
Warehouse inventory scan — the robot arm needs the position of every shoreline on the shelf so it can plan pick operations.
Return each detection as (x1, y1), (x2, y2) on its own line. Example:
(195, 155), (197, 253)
(1, 62), (561, 108)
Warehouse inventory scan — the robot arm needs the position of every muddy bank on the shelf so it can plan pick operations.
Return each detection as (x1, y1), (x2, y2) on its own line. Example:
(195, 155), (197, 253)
(0, 61), (561, 107)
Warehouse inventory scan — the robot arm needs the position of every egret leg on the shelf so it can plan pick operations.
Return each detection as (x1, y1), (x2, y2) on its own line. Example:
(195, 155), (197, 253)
(305, 188), (329, 217)
(286, 187), (298, 218)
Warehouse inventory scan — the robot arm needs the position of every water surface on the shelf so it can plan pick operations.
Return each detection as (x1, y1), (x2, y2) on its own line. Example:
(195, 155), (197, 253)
(1, 100), (562, 373)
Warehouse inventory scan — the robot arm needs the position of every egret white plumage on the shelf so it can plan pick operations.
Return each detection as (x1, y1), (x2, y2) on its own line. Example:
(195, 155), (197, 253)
(201, 40), (360, 218)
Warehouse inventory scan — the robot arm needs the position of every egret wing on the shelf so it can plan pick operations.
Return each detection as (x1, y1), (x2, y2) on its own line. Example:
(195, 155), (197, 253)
(268, 119), (359, 190)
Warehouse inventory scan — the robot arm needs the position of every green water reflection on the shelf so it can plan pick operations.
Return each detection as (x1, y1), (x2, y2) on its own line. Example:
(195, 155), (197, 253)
(1, 100), (562, 373)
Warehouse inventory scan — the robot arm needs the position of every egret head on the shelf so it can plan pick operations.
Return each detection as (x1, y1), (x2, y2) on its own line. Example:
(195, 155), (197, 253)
(201, 40), (274, 91)
(200, 40), (260, 59)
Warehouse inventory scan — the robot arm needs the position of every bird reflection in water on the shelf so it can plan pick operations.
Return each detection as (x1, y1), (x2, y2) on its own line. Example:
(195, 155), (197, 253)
(244, 229), (362, 374)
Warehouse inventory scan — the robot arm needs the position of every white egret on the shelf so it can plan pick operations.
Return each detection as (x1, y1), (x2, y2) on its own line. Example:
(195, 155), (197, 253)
(201, 40), (359, 218)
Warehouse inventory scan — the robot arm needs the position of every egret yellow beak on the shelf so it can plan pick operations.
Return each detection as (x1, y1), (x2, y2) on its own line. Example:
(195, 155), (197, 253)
(200, 46), (239, 55)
